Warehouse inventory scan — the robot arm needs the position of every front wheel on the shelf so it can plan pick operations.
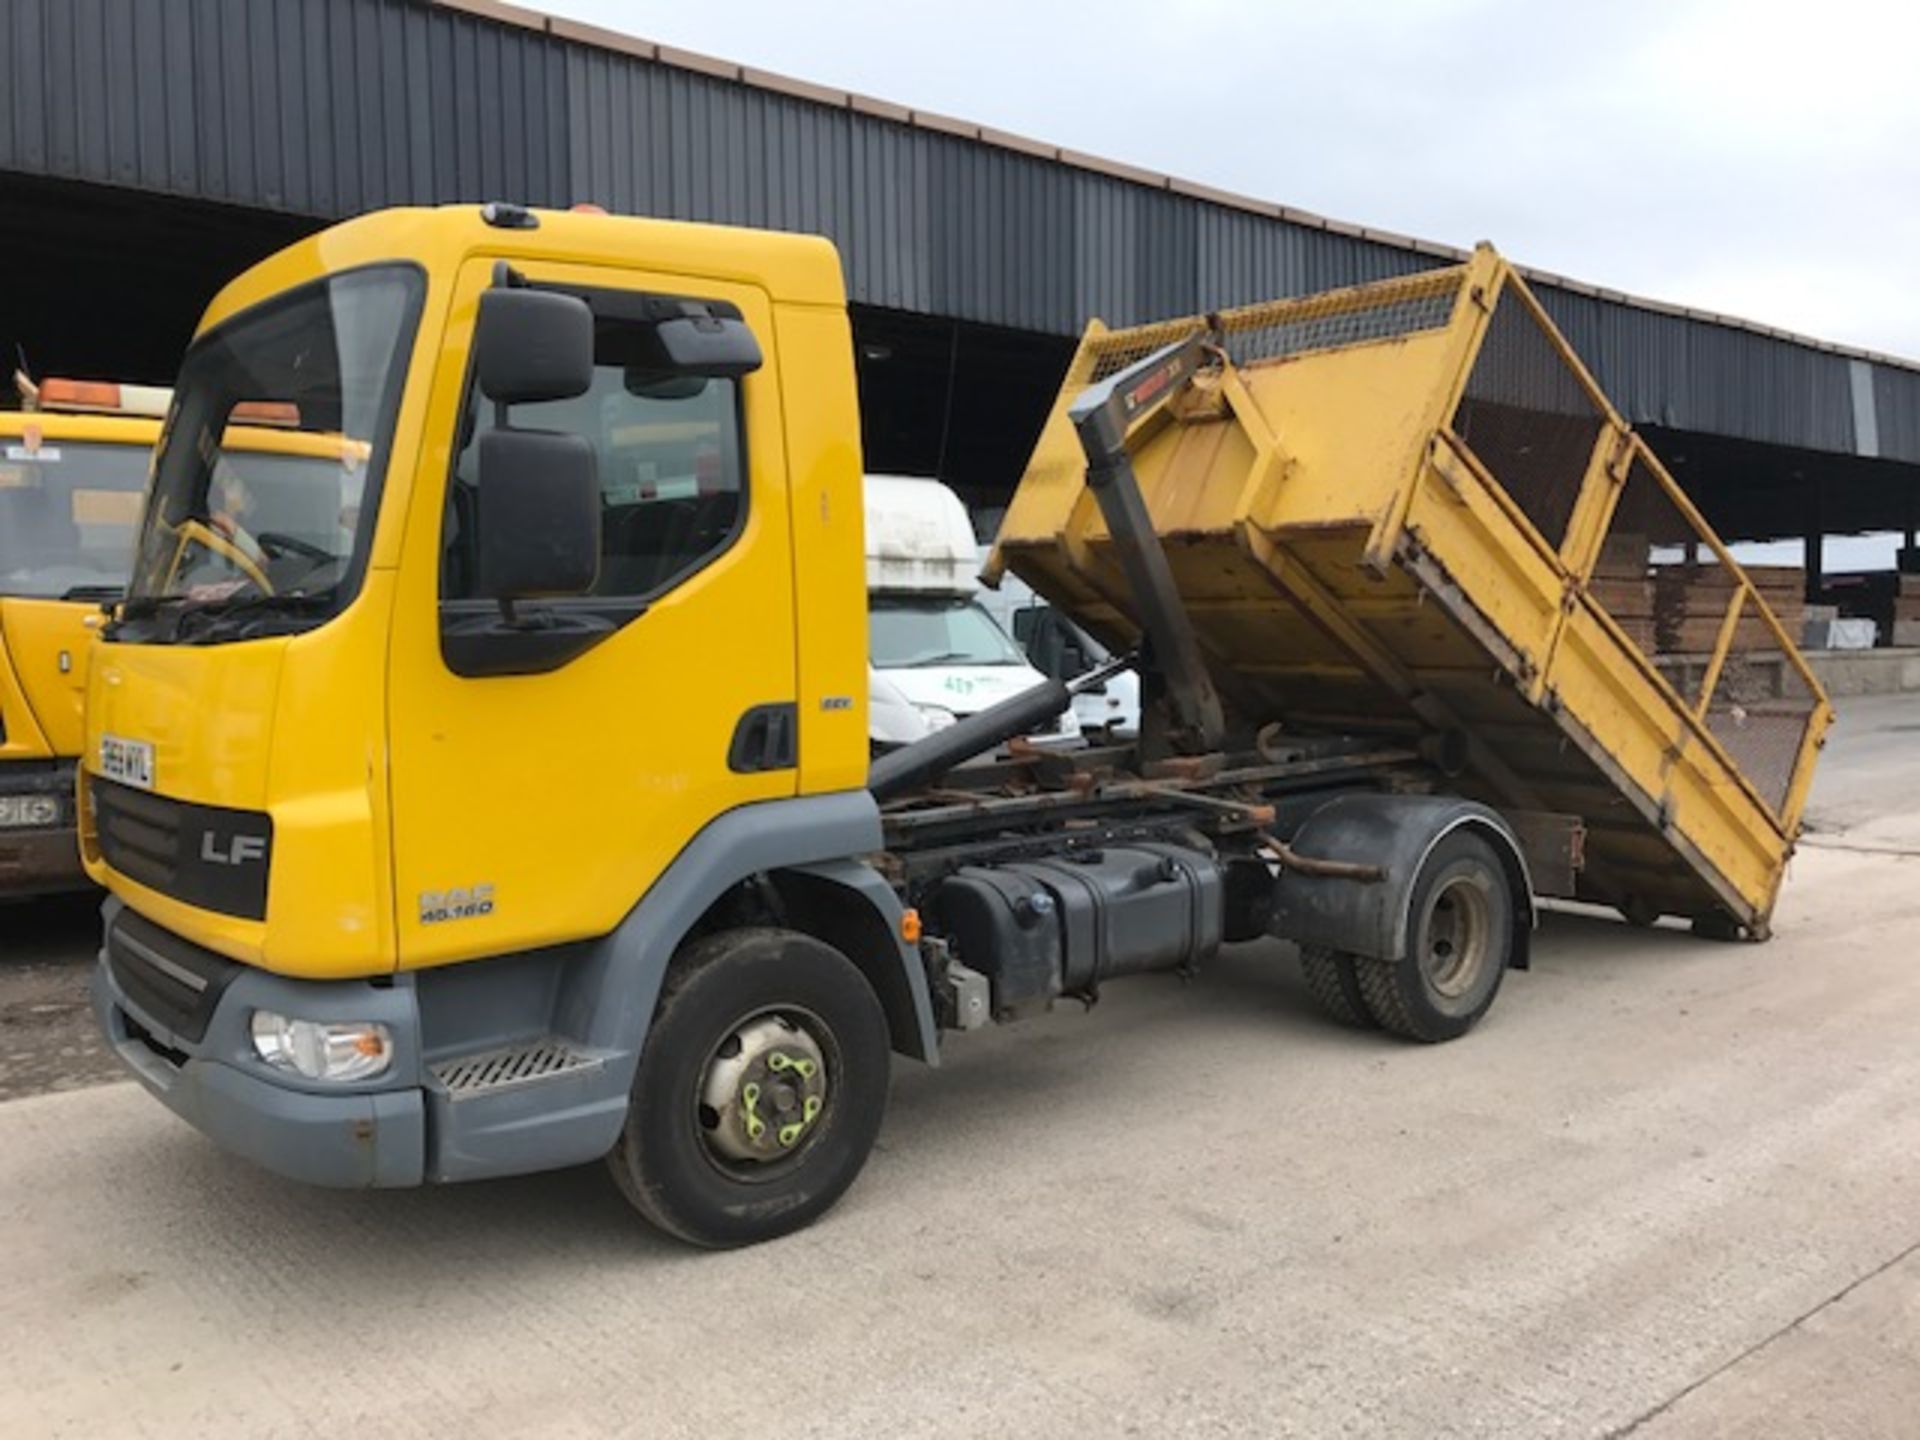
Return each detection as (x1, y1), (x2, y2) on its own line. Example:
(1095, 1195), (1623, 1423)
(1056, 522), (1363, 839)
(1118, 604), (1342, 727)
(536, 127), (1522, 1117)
(1353, 832), (1514, 1043)
(607, 928), (891, 1248)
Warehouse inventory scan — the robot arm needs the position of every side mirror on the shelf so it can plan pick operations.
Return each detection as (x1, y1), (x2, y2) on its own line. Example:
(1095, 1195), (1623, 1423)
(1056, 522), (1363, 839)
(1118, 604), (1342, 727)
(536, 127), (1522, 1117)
(475, 429), (600, 599)
(654, 312), (763, 378)
(475, 288), (595, 404)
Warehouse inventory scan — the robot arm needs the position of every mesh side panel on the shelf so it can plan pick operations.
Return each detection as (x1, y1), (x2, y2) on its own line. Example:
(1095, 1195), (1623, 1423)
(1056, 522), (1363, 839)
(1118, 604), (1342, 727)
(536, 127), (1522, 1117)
(1084, 272), (1462, 383)
(1217, 289), (1457, 369)
(1598, 454), (1814, 818)
(1592, 458), (1723, 706)
(1454, 288), (1606, 551)
(1706, 620), (1817, 818)
(1087, 320), (1208, 384)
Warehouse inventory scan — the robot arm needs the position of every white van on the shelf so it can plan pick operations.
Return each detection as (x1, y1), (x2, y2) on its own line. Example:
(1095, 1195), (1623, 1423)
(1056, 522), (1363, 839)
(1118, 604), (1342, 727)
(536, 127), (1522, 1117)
(865, 475), (1081, 751)
(975, 559), (1142, 741)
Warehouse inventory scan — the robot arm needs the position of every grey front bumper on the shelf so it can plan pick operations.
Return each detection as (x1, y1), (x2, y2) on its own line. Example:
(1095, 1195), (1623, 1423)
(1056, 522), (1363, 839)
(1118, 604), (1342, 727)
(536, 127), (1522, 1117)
(93, 905), (426, 1189)
(0, 823), (84, 895)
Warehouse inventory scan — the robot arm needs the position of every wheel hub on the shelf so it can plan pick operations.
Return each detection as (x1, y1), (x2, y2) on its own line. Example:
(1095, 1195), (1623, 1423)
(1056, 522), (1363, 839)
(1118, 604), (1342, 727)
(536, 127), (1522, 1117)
(1420, 874), (1492, 1000)
(699, 1015), (830, 1165)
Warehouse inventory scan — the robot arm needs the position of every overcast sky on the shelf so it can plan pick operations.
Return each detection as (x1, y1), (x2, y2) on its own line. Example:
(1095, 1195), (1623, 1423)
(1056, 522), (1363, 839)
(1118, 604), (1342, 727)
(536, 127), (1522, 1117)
(542, 0), (1920, 359)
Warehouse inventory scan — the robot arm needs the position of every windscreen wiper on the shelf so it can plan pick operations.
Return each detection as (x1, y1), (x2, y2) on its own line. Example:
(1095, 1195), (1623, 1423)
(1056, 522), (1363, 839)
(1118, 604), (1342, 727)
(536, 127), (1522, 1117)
(906, 650), (991, 668)
(115, 595), (181, 619)
(172, 592), (337, 642)
(60, 583), (126, 603)
(102, 593), (186, 639)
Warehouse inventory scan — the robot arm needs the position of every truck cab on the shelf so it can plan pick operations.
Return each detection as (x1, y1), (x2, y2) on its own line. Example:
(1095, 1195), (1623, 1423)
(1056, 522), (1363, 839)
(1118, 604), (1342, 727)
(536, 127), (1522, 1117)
(87, 205), (899, 1240)
(863, 474), (1079, 751)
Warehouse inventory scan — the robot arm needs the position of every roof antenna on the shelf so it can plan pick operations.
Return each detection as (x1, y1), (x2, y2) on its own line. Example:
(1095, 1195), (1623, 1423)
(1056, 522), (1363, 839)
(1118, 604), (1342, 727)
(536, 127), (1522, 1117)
(13, 345), (37, 410)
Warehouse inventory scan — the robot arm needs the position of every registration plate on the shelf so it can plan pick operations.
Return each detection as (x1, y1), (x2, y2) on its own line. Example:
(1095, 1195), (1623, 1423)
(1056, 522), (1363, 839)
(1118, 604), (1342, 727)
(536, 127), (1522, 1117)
(98, 734), (155, 791)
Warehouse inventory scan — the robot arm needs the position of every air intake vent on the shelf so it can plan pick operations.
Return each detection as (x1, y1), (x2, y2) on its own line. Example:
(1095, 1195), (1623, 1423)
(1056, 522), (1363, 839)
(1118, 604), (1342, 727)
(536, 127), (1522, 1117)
(105, 909), (239, 1044)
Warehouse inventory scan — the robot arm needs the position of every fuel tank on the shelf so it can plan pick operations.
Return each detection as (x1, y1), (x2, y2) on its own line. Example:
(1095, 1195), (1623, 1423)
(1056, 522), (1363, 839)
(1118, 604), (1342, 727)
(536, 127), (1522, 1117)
(929, 842), (1224, 1016)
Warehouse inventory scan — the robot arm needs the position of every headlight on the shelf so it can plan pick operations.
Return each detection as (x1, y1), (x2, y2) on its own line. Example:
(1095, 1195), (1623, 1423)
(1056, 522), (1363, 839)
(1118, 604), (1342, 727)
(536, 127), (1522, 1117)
(912, 704), (958, 732)
(250, 1011), (393, 1082)
(0, 794), (61, 829)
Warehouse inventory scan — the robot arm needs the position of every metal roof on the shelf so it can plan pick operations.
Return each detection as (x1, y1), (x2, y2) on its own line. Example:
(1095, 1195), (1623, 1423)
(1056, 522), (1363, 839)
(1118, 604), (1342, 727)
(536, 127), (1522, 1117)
(1, 0), (1915, 462)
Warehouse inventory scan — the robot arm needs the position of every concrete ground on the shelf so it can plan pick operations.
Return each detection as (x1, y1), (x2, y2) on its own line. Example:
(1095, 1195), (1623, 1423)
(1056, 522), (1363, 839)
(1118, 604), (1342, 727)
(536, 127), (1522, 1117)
(1, 697), (1916, 1438)
(0, 891), (120, 1101)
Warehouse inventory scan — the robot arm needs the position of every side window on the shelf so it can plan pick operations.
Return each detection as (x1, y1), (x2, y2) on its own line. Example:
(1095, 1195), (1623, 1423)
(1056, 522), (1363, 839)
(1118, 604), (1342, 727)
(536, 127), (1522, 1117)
(443, 300), (747, 602)
(1020, 606), (1099, 680)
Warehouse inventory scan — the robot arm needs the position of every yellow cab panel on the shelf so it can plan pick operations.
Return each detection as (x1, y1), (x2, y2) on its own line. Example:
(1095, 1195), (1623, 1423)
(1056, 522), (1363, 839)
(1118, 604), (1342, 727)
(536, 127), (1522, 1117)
(83, 250), (436, 973)
(0, 407), (157, 893)
(385, 255), (800, 970)
(0, 409), (157, 759)
(1, 598), (97, 757)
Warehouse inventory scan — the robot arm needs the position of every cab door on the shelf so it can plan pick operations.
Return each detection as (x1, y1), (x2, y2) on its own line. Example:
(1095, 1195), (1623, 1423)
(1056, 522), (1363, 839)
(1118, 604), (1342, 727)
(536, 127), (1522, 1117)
(0, 599), (95, 757)
(386, 258), (797, 970)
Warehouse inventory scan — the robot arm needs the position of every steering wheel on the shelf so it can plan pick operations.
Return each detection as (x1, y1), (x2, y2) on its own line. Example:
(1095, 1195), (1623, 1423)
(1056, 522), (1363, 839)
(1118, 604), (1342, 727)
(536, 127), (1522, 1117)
(164, 519), (274, 596)
(253, 530), (336, 565)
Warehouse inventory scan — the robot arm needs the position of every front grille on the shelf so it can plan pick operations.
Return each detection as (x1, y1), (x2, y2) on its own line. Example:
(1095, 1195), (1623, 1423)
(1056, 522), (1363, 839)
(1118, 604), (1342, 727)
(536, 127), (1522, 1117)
(89, 775), (272, 919)
(105, 908), (241, 1044)
(92, 776), (181, 894)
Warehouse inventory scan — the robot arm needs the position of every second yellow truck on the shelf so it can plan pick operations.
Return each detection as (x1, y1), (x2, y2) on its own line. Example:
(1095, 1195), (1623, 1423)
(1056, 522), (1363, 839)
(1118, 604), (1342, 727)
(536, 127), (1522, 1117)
(0, 380), (366, 896)
(81, 204), (1827, 1246)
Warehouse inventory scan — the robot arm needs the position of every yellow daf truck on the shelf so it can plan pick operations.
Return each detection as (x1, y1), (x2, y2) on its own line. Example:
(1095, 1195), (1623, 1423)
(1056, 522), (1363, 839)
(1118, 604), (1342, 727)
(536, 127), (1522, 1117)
(86, 204), (1824, 1247)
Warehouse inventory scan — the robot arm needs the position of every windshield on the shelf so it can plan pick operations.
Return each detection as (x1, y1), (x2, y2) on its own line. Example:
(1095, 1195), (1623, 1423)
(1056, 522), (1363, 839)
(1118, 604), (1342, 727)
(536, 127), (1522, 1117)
(0, 440), (149, 599)
(120, 264), (423, 643)
(869, 595), (1028, 669)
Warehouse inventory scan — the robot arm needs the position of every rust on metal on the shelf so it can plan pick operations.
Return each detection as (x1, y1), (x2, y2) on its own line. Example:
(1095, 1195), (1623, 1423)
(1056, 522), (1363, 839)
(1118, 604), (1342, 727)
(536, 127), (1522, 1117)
(1256, 831), (1385, 883)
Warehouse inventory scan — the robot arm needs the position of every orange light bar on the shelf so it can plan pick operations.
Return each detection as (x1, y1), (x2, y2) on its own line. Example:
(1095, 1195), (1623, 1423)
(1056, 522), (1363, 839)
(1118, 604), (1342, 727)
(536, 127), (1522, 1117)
(39, 378), (122, 410)
(33, 378), (172, 417)
(230, 400), (301, 427)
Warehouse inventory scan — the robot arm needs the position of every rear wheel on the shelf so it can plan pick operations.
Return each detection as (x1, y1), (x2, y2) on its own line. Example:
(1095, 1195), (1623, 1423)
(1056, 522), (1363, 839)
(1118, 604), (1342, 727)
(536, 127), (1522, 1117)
(606, 928), (891, 1248)
(1354, 832), (1513, 1043)
(1617, 895), (1662, 928)
(1298, 946), (1375, 1028)
(1691, 909), (1756, 942)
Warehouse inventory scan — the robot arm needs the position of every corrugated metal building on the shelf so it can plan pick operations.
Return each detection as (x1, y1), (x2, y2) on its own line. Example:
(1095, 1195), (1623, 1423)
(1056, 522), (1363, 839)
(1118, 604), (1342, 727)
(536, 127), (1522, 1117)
(1, 0), (1915, 551)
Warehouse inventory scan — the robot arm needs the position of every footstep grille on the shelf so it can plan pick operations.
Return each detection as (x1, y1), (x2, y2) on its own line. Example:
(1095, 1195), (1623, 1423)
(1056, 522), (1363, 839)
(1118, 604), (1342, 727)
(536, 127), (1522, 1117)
(431, 1039), (602, 1098)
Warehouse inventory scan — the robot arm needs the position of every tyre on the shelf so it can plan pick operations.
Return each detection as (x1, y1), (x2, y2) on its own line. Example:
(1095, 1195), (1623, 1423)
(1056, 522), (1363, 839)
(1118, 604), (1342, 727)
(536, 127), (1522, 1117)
(1298, 945), (1375, 1028)
(1354, 831), (1514, 1043)
(1617, 895), (1662, 928)
(606, 927), (891, 1248)
(1690, 909), (1753, 942)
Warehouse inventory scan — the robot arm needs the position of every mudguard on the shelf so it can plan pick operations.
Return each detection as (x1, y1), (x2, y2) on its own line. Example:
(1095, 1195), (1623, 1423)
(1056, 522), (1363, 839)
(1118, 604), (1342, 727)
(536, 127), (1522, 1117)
(769, 857), (940, 1065)
(1269, 793), (1534, 969)
(424, 790), (935, 1182)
